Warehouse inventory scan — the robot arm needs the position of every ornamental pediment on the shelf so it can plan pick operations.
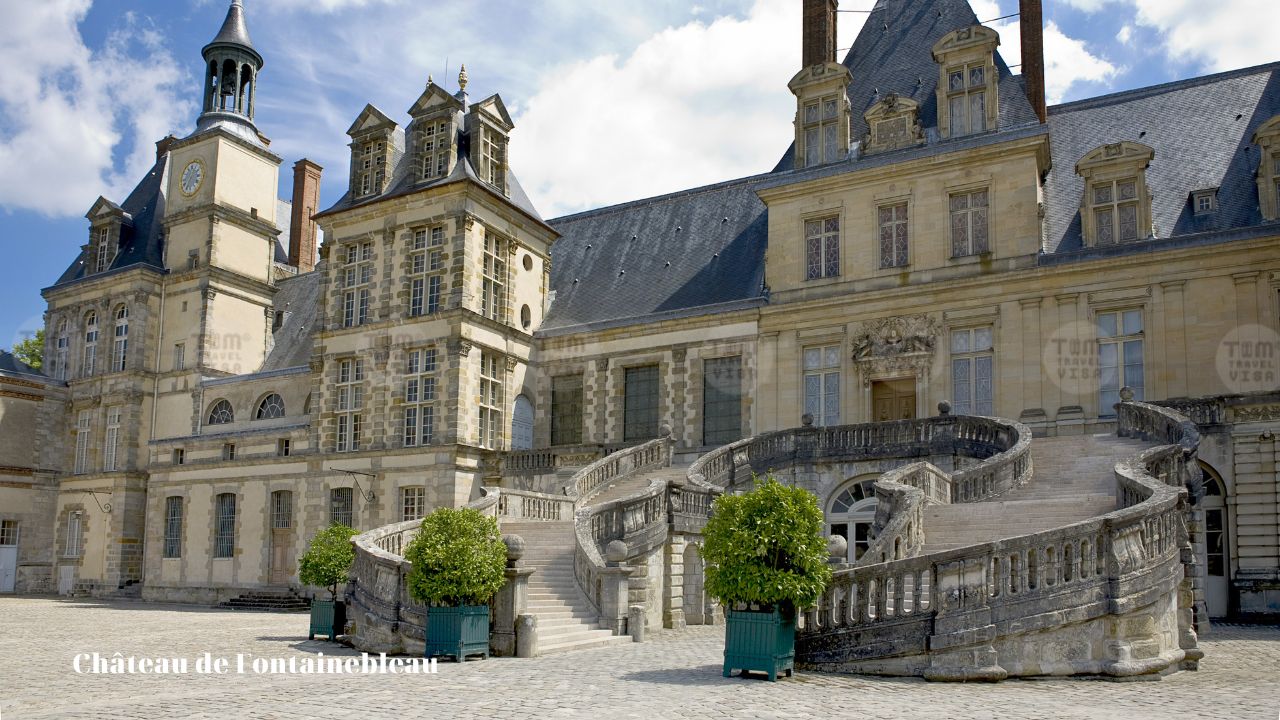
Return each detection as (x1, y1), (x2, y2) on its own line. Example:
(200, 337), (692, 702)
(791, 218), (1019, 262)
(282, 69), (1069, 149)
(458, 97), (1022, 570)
(850, 314), (939, 361)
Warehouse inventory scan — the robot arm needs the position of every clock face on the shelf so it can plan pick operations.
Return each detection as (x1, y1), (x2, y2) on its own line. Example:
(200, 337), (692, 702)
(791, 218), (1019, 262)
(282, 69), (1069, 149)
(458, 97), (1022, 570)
(181, 161), (204, 196)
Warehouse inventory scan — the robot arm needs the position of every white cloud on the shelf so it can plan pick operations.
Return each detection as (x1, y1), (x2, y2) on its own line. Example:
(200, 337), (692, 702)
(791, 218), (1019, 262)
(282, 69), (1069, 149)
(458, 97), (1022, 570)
(1128, 0), (1280, 72)
(0, 1), (190, 217)
(1056, 0), (1118, 11)
(978, 4), (1116, 105)
(1116, 25), (1133, 45)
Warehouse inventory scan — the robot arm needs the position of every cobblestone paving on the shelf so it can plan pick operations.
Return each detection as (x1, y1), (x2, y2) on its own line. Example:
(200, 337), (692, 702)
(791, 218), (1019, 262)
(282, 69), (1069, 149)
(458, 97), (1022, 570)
(1, 597), (1278, 720)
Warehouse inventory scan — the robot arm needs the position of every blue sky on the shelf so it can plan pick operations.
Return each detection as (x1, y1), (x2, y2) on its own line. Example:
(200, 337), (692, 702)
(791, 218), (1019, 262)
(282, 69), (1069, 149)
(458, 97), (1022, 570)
(1, 0), (1276, 352)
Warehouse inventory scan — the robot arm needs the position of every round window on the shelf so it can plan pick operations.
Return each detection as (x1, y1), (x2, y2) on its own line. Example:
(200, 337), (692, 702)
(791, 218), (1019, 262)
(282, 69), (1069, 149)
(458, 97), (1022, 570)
(520, 304), (532, 329)
(522, 254), (534, 272)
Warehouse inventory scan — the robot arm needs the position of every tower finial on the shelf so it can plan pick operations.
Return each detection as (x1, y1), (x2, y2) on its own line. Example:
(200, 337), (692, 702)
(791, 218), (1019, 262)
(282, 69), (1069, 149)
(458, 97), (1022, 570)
(458, 64), (468, 92)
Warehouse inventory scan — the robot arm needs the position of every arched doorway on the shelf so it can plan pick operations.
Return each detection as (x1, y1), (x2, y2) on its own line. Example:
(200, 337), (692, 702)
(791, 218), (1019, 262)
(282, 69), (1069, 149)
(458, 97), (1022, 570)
(1200, 461), (1230, 618)
(510, 395), (534, 450)
(827, 476), (878, 563)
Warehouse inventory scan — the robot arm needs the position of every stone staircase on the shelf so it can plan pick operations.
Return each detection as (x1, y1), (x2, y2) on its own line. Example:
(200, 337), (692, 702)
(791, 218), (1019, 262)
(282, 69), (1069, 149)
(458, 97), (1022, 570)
(499, 464), (690, 655)
(921, 433), (1151, 554)
(219, 589), (310, 612)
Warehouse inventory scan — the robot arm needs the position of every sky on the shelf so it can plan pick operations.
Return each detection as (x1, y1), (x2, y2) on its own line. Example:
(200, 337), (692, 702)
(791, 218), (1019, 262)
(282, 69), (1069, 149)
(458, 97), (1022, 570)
(0, 0), (1277, 352)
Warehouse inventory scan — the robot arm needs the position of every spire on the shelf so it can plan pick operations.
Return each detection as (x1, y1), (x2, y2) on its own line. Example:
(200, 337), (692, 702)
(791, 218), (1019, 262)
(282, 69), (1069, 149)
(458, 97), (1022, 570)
(204, 0), (262, 67)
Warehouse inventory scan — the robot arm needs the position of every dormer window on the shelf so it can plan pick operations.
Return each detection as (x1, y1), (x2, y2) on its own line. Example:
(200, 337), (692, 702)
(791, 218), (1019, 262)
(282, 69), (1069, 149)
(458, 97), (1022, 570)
(419, 120), (451, 181)
(358, 140), (386, 196)
(467, 94), (515, 196)
(1191, 189), (1218, 215)
(862, 94), (923, 156)
(932, 26), (1000, 140)
(478, 126), (507, 193)
(94, 226), (116, 273)
(1252, 114), (1280, 221)
(1075, 142), (1156, 247)
(803, 95), (843, 166)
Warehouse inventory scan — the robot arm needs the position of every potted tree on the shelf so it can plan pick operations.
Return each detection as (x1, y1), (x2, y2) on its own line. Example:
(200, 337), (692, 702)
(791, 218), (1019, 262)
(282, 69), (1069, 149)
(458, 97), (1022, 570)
(403, 507), (507, 662)
(703, 476), (832, 681)
(299, 523), (357, 641)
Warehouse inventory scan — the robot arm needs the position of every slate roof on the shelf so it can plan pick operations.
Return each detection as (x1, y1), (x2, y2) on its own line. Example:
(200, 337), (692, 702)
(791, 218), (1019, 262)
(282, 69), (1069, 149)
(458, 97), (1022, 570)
(0, 349), (47, 381)
(1042, 62), (1280, 254)
(204, 0), (261, 66)
(261, 270), (321, 372)
(50, 154), (170, 289)
(542, 176), (770, 333)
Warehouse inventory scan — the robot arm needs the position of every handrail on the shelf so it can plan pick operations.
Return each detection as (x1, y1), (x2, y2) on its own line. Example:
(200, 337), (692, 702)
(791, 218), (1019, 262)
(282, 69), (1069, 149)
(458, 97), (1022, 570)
(858, 461), (951, 566)
(497, 488), (575, 522)
(797, 401), (1200, 678)
(569, 436), (671, 505)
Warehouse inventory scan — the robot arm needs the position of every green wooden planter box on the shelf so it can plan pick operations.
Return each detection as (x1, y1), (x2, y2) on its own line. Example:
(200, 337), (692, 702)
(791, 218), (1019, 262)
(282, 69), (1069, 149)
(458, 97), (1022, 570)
(308, 599), (346, 641)
(425, 605), (490, 662)
(722, 607), (796, 681)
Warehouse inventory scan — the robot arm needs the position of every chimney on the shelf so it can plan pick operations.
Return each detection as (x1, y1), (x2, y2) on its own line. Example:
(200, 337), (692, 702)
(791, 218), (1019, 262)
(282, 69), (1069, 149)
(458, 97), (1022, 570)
(289, 159), (323, 273)
(1020, 0), (1047, 123)
(803, 0), (838, 67)
(155, 135), (178, 162)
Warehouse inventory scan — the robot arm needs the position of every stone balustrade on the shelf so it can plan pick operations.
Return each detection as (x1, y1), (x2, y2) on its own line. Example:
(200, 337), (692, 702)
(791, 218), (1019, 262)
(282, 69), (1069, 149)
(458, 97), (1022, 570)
(859, 462), (951, 566)
(497, 488), (575, 522)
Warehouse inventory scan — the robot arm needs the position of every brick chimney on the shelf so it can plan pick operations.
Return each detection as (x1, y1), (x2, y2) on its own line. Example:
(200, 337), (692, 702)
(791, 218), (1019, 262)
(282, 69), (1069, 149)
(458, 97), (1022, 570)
(289, 159), (323, 273)
(1020, 0), (1047, 123)
(803, 0), (838, 67)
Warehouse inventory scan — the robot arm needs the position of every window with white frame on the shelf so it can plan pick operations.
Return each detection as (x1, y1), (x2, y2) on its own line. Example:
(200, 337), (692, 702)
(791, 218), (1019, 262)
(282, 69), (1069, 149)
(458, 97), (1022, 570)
(805, 216), (840, 280)
(479, 352), (504, 449)
(213, 493), (236, 558)
(65, 512), (82, 557)
(163, 496), (183, 559)
(74, 410), (92, 475)
(950, 189), (990, 256)
(95, 227), (115, 274)
(1098, 309), (1144, 413)
(111, 305), (128, 372)
(878, 203), (909, 268)
(482, 231), (508, 322)
(336, 358), (364, 452)
(103, 406), (122, 472)
(401, 486), (426, 522)
(276, 438), (291, 457)
(53, 320), (69, 381)
(271, 490), (292, 529)
(420, 121), (450, 180)
(342, 242), (373, 327)
(256, 393), (286, 420)
(946, 63), (988, 136)
(802, 94), (841, 167)
(207, 400), (234, 425)
(222, 443), (236, 461)
(83, 312), (98, 377)
(403, 348), (437, 447)
(330, 487), (354, 527)
(803, 346), (841, 426)
(408, 227), (446, 317)
(951, 327), (993, 416)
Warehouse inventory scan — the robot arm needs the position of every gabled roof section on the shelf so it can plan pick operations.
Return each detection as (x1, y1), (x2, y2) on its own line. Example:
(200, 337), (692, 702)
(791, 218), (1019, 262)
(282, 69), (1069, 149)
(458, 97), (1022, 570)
(49, 153), (171, 290)
(408, 82), (464, 117)
(86, 196), (127, 222)
(772, 0), (1038, 172)
(542, 175), (770, 334)
(347, 104), (398, 137)
(472, 94), (514, 130)
(1043, 62), (1280, 253)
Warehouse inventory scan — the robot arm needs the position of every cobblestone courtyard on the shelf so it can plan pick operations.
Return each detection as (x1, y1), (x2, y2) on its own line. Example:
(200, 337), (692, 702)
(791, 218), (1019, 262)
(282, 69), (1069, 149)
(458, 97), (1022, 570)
(1, 598), (1277, 719)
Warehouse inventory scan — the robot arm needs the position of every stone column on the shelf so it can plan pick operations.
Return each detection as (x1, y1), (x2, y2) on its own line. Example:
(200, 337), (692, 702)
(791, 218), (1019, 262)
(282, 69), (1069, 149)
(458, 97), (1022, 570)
(491, 535), (534, 657)
(599, 540), (633, 635)
(664, 532), (686, 630)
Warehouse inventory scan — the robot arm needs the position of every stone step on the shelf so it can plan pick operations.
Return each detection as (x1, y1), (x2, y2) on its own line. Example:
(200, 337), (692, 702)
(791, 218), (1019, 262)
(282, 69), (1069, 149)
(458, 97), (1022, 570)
(538, 631), (631, 655)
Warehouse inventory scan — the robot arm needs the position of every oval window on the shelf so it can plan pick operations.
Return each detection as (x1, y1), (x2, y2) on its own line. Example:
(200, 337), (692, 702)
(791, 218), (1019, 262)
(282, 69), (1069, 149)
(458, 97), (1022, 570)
(522, 254), (534, 272)
(520, 304), (532, 329)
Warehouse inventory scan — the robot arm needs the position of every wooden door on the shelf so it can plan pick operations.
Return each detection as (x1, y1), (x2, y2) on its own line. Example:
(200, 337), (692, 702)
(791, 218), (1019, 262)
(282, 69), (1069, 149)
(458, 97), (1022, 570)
(270, 529), (292, 585)
(872, 379), (917, 421)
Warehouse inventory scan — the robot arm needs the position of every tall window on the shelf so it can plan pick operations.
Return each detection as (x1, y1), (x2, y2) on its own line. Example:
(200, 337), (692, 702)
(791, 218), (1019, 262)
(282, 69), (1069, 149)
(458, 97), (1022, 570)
(163, 496), (183, 559)
(1273, 153), (1280, 214)
(256, 394), (286, 420)
(336, 359), (364, 452)
(65, 512), (83, 557)
(74, 410), (92, 475)
(703, 357), (743, 446)
(420, 121), (450, 180)
(214, 493), (236, 558)
(53, 320), (69, 381)
(111, 305), (129, 372)
(1091, 178), (1141, 244)
(404, 348), (437, 447)
(551, 375), (584, 446)
(103, 406), (122, 472)
(623, 365), (660, 441)
(173, 343), (185, 372)
(83, 312), (98, 377)
(330, 487), (354, 527)
(408, 227), (446, 317)
(802, 94), (841, 167)
(479, 352), (504, 449)
(95, 227), (115, 273)
(358, 140), (386, 196)
(803, 346), (841, 426)
(480, 128), (505, 192)
(207, 400), (234, 425)
(342, 242), (373, 327)
(1098, 309), (1144, 413)
(951, 327), (993, 416)
(878, 203), (909, 268)
(950, 189), (990, 257)
(946, 63), (987, 136)
(272, 490), (293, 529)
(401, 487), (426, 522)
(805, 217), (840, 280)
(482, 231), (508, 322)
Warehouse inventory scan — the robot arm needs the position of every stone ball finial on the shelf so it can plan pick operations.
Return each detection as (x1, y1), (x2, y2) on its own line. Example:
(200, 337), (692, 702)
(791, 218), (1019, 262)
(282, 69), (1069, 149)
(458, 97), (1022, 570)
(937, 400), (952, 417)
(503, 534), (526, 562)
(659, 422), (674, 439)
(605, 540), (628, 564)
(827, 534), (848, 561)
(1119, 386), (1135, 402)
(801, 413), (814, 427)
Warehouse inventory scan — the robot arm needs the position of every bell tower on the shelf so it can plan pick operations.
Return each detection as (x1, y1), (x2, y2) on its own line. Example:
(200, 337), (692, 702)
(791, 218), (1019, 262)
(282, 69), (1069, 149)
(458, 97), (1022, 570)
(198, 0), (264, 140)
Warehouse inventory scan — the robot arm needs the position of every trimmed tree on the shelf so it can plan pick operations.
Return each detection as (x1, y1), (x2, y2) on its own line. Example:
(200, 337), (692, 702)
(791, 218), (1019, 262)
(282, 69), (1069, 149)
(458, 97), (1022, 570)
(403, 507), (507, 607)
(298, 524), (357, 601)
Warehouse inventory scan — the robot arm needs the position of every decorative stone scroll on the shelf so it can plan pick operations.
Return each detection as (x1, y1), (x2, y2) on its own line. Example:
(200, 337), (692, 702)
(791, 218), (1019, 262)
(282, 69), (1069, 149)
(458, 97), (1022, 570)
(849, 314), (939, 381)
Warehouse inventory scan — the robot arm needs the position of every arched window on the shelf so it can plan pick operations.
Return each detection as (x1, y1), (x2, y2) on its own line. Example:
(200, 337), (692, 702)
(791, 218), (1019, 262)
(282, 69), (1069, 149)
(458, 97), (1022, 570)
(111, 305), (129, 373)
(256, 393), (286, 420)
(53, 319), (70, 380)
(207, 400), (235, 425)
(827, 477), (878, 563)
(82, 311), (98, 377)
